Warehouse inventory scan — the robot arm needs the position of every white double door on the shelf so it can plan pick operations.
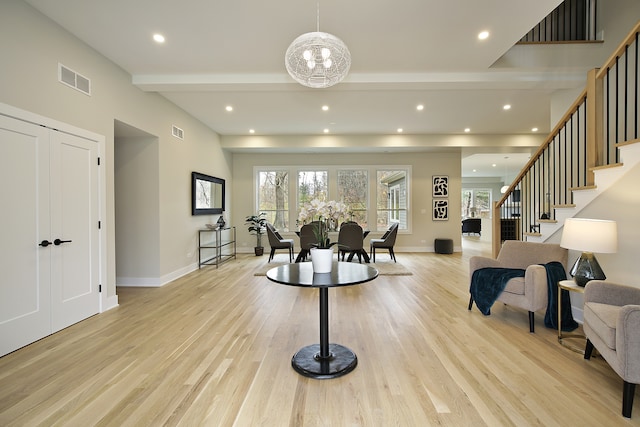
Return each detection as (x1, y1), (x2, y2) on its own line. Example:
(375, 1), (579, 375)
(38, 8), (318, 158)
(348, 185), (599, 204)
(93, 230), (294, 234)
(0, 114), (99, 357)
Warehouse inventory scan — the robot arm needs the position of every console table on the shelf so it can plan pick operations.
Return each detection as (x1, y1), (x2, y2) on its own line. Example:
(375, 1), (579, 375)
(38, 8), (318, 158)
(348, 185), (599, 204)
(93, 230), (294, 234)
(266, 262), (378, 379)
(198, 226), (236, 268)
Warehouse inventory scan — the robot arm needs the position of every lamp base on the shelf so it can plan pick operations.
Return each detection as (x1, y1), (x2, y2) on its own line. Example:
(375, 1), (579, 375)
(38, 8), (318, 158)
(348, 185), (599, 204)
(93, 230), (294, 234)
(570, 252), (606, 287)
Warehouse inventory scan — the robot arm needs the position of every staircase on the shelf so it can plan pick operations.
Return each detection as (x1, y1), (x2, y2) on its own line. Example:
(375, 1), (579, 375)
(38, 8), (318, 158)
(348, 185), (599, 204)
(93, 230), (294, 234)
(492, 20), (640, 257)
(526, 140), (640, 243)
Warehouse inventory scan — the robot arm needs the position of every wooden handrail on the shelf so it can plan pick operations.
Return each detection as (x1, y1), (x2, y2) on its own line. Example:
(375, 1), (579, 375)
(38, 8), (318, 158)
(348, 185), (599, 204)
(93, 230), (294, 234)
(492, 19), (640, 258)
(596, 20), (640, 79)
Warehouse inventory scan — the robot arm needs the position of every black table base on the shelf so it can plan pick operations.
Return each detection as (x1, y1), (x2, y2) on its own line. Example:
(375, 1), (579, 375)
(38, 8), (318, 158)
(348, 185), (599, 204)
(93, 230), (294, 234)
(291, 343), (357, 379)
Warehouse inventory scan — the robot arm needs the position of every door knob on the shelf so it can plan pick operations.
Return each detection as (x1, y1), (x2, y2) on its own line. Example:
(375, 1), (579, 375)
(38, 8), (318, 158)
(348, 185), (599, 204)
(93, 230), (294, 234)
(54, 238), (72, 246)
(39, 240), (52, 247)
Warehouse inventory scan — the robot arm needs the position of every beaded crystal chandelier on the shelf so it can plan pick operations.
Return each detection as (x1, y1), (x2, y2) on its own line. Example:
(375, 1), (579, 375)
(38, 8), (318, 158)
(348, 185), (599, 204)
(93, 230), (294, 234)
(285, 5), (351, 89)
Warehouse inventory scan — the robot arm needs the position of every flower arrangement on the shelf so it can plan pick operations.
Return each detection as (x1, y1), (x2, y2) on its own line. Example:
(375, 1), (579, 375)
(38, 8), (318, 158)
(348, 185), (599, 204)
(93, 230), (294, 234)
(298, 199), (350, 249)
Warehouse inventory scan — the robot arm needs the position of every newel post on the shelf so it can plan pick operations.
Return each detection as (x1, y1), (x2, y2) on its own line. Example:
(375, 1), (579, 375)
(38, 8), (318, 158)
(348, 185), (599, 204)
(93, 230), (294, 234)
(586, 67), (603, 186)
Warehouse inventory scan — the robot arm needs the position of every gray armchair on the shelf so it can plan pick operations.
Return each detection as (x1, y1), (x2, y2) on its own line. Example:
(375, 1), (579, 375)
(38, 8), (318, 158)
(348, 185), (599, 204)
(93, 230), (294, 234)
(468, 240), (567, 332)
(583, 280), (640, 418)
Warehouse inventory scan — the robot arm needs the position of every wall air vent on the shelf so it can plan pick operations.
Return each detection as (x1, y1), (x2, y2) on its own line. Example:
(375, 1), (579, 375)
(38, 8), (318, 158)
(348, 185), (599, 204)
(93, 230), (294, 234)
(58, 63), (91, 96)
(172, 125), (184, 140)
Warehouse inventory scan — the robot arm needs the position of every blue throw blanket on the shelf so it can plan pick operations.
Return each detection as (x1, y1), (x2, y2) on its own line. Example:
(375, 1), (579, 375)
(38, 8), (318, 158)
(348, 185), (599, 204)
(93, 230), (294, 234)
(470, 261), (578, 331)
(470, 267), (525, 315)
(543, 262), (579, 332)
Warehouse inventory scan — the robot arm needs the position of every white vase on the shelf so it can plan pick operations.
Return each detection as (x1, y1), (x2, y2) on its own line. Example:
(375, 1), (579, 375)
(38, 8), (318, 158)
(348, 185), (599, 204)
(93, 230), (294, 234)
(310, 248), (333, 273)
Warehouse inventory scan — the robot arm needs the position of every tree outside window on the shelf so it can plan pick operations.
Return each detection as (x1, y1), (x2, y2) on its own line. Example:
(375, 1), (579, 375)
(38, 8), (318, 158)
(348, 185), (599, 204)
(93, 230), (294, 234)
(462, 188), (491, 219)
(337, 169), (367, 228)
(258, 170), (289, 230)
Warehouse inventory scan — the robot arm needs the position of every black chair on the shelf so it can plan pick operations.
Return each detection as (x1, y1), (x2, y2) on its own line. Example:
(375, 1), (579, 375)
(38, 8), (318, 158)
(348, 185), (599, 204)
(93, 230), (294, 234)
(296, 222), (320, 262)
(337, 223), (365, 263)
(265, 223), (294, 262)
(370, 222), (398, 263)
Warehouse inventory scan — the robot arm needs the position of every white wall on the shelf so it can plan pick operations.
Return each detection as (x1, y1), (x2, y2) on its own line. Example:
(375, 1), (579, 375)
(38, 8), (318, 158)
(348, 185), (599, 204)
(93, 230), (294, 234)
(0, 1), (231, 293)
(115, 135), (160, 283)
(230, 150), (463, 253)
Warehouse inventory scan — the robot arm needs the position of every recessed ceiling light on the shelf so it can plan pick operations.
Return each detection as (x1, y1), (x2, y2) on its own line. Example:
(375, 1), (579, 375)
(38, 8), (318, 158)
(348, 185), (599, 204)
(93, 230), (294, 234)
(416, 104), (424, 111)
(478, 31), (489, 40)
(503, 104), (511, 110)
(492, 163), (497, 167)
(464, 128), (471, 133)
(153, 34), (165, 43)
(322, 105), (329, 111)
(323, 128), (329, 133)
(532, 127), (539, 132)
(397, 128), (403, 133)
(249, 129), (255, 134)
(473, 169), (477, 172)
(225, 106), (233, 112)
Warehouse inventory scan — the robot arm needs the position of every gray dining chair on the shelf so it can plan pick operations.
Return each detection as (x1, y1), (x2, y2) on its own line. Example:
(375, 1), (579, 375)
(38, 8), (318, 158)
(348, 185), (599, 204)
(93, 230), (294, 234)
(265, 222), (294, 262)
(296, 222), (319, 262)
(369, 222), (398, 263)
(337, 223), (365, 263)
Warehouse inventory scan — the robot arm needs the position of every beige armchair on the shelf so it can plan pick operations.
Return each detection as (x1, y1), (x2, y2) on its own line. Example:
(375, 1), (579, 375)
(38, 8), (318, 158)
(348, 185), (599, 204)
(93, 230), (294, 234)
(468, 240), (567, 332)
(583, 280), (640, 418)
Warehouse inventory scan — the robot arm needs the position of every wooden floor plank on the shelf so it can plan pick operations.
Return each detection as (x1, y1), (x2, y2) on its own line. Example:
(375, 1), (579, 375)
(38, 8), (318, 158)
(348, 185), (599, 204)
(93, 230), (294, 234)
(0, 238), (636, 426)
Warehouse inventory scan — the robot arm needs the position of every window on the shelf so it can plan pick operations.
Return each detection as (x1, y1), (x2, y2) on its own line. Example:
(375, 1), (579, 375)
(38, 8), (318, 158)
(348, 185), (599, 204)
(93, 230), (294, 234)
(462, 188), (491, 219)
(254, 166), (410, 232)
(376, 169), (408, 231)
(258, 170), (289, 230)
(337, 169), (368, 227)
(298, 170), (327, 207)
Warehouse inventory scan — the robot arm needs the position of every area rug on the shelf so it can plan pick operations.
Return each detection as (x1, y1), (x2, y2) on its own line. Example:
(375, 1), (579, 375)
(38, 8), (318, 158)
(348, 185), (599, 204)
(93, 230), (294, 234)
(253, 258), (412, 276)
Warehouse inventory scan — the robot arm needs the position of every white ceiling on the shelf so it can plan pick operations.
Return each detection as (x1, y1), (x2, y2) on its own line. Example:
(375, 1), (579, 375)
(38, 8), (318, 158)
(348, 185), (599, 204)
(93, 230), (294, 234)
(25, 0), (602, 177)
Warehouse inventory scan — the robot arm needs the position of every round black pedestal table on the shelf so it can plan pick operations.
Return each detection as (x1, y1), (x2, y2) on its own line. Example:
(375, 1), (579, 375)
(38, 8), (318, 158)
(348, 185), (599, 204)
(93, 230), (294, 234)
(266, 261), (378, 379)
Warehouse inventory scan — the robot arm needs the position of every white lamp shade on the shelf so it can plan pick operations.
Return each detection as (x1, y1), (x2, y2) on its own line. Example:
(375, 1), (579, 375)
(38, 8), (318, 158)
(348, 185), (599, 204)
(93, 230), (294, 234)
(560, 218), (618, 253)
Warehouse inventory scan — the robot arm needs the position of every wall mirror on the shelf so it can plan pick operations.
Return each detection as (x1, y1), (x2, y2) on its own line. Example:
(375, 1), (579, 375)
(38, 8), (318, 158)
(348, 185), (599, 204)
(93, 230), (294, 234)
(192, 172), (225, 215)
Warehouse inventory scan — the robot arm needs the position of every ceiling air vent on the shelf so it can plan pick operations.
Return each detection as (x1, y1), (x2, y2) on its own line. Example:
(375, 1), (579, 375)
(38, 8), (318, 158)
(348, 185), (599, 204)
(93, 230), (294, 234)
(58, 63), (91, 96)
(172, 125), (184, 140)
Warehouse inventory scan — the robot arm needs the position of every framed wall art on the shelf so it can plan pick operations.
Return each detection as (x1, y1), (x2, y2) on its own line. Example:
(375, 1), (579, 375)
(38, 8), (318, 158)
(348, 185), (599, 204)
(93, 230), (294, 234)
(432, 175), (448, 197)
(433, 199), (449, 221)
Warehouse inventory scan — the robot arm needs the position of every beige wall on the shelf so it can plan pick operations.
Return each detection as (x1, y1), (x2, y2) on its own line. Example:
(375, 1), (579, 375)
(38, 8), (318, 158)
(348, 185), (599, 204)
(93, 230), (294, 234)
(545, 163), (640, 288)
(0, 2), (231, 296)
(230, 150), (463, 253)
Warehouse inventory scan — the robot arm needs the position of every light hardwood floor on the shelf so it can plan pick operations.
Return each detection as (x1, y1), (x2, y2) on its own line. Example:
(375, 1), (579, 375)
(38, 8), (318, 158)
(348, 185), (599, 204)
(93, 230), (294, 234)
(0, 237), (636, 426)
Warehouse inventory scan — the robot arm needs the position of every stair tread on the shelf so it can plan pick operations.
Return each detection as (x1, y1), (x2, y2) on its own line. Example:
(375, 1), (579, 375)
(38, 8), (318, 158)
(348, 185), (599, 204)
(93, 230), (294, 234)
(590, 162), (623, 171)
(538, 219), (558, 223)
(570, 185), (597, 191)
(553, 204), (576, 209)
(615, 138), (640, 148)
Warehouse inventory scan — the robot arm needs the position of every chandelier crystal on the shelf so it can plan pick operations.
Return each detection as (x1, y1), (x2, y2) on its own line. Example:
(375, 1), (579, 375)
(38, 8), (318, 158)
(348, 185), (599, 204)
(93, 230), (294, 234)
(285, 5), (351, 89)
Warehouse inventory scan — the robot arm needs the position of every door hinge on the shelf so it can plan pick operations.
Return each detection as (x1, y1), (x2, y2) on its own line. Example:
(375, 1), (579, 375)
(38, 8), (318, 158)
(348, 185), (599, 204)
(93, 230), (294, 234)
(99, 284), (102, 292)
(97, 157), (101, 166)
(98, 221), (101, 229)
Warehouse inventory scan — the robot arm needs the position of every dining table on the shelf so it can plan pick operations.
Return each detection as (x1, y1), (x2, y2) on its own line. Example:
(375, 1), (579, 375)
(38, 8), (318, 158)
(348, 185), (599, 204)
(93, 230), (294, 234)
(266, 262), (378, 379)
(294, 229), (370, 263)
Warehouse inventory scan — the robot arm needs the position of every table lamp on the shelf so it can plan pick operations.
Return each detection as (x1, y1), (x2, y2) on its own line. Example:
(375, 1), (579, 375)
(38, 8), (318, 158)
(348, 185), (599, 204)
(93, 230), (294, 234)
(560, 218), (618, 287)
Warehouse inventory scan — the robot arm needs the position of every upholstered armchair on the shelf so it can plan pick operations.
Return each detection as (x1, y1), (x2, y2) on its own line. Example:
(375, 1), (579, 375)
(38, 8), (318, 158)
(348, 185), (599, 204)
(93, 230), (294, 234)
(583, 280), (640, 418)
(468, 240), (567, 332)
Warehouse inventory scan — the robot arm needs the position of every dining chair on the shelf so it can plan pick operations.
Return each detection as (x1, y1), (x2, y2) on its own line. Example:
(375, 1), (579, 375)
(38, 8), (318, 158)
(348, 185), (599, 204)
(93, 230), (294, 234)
(296, 222), (319, 262)
(369, 222), (399, 263)
(337, 223), (365, 263)
(265, 223), (294, 262)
